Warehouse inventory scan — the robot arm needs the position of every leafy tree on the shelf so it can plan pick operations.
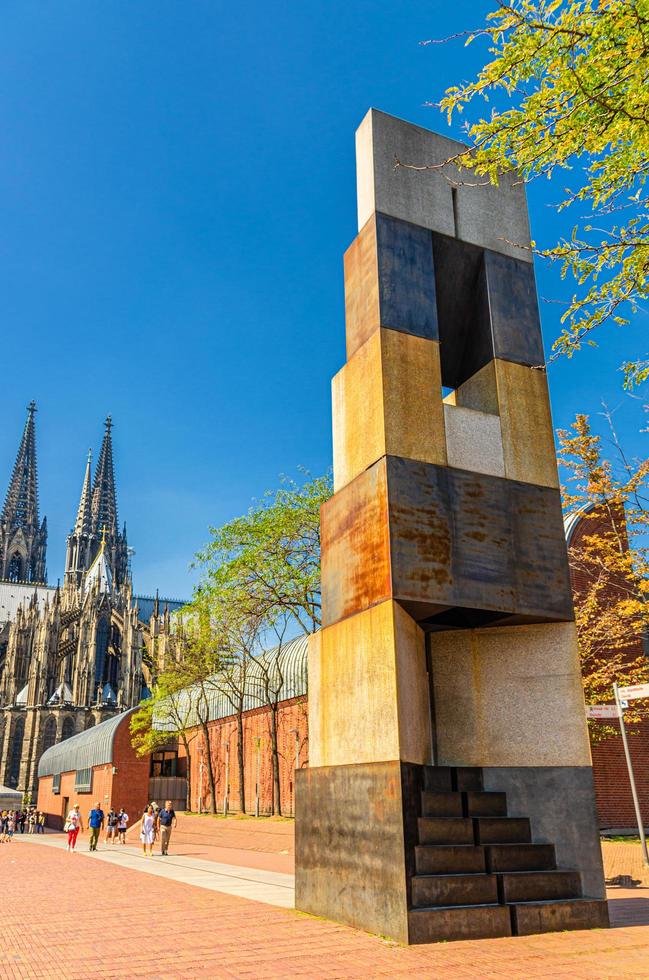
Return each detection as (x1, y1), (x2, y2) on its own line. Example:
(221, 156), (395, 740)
(194, 472), (332, 635)
(418, 0), (649, 386)
(558, 411), (649, 737)
(191, 472), (331, 814)
(131, 668), (199, 811)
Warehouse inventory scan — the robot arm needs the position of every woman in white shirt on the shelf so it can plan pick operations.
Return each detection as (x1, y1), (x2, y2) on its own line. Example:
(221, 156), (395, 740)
(65, 804), (84, 852)
(140, 805), (155, 857)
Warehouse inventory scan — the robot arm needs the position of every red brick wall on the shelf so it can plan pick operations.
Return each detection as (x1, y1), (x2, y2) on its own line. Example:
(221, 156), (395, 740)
(568, 506), (649, 829)
(180, 696), (308, 816)
(589, 720), (649, 831)
(36, 714), (150, 829)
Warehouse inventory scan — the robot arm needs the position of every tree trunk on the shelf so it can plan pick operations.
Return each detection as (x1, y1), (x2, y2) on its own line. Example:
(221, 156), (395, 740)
(236, 711), (246, 813)
(181, 733), (192, 812)
(270, 706), (281, 817)
(200, 720), (218, 814)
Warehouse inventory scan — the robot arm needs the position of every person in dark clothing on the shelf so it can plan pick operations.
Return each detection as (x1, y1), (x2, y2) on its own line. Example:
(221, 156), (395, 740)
(157, 801), (177, 856)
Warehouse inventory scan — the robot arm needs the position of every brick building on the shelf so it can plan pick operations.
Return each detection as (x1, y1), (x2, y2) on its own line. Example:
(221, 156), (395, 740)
(36, 708), (151, 827)
(565, 503), (649, 831)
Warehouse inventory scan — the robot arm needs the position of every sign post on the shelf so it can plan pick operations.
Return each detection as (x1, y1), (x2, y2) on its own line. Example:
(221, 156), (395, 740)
(612, 683), (649, 868)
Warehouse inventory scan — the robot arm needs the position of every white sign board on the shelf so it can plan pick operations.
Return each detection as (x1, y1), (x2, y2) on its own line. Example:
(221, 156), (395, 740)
(617, 683), (649, 702)
(586, 704), (621, 720)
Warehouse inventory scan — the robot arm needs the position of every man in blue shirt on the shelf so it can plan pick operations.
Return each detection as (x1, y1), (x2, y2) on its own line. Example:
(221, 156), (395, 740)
(88, 802), (105, 851)
(157, 800), (177, 856)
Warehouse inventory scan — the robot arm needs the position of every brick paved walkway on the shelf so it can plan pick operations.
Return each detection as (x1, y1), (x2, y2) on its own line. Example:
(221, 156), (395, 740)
(2, 841), (648, 979)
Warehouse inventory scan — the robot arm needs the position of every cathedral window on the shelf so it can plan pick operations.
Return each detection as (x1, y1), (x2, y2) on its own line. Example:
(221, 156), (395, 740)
(42, 716), (57, 754)
(8, 551), (24, 582)
(61, 717), (75, 741)
(8, 716), (25, 788)
(95, 619), (110, 685)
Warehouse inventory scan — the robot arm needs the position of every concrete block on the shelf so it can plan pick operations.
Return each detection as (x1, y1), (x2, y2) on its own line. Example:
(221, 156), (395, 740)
(444, 404), (505, 478)
(484, 251), (544, 367)
(453, 360), (499, 415)
(332, 330), (447, 491)
(512, 899), (609, 936)
(494, 359), (559, 489)
(355, 108), (532, 263)
(430, 622), (593, 769)
(482, 766), (606, 899)
(308, 599), (431, 768)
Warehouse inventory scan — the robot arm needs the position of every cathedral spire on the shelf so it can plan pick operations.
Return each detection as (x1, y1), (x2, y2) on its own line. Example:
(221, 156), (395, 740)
(2, 402), (40, 529)
(74, 450), (93, 536)
(0, 402), (47, 583)
(91, 416), (118, 537)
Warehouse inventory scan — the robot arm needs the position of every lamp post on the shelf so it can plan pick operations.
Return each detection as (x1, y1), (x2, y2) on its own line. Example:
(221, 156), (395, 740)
(198, 749), (204, 815)
(223, 740), (230, 817)
(613, 683), (649, 868)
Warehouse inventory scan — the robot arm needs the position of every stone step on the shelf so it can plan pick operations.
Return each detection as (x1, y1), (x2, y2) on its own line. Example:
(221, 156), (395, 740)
(511, 898), (610, 936)
(474, 817), (531, 845)
(415, 844), (486, 875)
(420, 792), (464, 819)
(408, 904), (511, 944)
(417, 817), (474, 846)
(464, 791), (507, 817)
(422, 766), (454, 793)
(412, 873), (498, 908)
(485, 843), (556, 873)
(453, 767), (484, 792)
(499, 870), (582, 904)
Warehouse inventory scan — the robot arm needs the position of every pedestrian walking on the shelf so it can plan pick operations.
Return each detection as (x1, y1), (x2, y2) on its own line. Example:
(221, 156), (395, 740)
(28, 810), (36, 833)
(157, 800), (177, 856)
(64, 804), (83, 852)
(7, 810), (15, 840)
(18, 810), (26, 833)
(87, 802), (105, 851)
(140, 805), (155, 857)
(37, 811), (45, 834)
(105, 807), (118, 844)
(117, 807), (129, 844)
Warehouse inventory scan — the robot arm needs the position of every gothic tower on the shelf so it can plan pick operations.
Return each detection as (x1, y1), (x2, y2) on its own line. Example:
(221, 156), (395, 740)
(64, 450), (94, 588)
(89, 416), (128, 586)
(0, 402), (47, 583)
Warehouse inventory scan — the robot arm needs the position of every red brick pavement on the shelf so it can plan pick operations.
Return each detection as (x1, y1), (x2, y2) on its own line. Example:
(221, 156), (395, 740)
(2, 841), (648, 979)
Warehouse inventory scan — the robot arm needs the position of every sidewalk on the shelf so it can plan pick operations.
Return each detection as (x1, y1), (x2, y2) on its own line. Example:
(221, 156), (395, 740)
(13, 831), (294, 908)
(2, 839), (649, 979)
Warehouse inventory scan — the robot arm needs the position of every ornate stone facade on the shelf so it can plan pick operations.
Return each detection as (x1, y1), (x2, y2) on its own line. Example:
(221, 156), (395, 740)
(0, 404), (182, 796)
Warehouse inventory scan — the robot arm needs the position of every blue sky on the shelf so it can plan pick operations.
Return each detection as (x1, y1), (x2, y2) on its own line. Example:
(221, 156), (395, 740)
(0, 1), (645, 598)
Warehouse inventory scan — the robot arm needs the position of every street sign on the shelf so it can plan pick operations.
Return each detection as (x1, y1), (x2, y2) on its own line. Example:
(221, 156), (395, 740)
(617, 683), (649, 702)
(586, 704), (621, 720)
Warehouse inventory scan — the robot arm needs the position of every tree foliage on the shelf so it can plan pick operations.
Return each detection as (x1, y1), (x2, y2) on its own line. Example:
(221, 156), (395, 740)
(424, 0), (649, 386)
(558, 411), (649, 738)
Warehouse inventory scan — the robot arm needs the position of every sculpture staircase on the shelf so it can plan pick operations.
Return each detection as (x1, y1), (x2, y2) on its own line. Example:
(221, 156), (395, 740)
(407, 766), (609, 943)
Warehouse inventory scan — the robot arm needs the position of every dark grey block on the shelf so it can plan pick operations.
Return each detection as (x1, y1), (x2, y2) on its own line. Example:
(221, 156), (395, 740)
(415, 845), (486, 875)
(482, 766), (606, 899)
(512, 899), (609, 936)
(474, 817), (531, 844)
(408, 905), (512, 944)
(418, 817), (475, 845)
(421, 791), (464, 819)
(411, 873), (497, 908)
(464, 792), (507, 817)
(376, 213), (438, 341)
(498, 870), (582, 903)
(485, 843), (556, 873)
(484, 250), (544, 368)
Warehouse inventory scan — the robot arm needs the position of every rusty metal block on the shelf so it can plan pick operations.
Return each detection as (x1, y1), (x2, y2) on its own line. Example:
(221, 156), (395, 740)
(321, 457), (573, 629)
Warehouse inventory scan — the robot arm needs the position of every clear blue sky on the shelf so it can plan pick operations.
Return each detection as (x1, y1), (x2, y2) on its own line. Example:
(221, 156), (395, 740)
(0, 1), (645, 598)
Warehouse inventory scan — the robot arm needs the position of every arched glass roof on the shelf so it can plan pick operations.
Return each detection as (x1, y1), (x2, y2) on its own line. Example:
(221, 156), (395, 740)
(37, 709), (135, 778)
(153, 633), (309, 732)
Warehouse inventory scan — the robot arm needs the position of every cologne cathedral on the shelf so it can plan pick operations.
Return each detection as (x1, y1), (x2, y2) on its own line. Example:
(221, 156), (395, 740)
(0, 403), (183, 796)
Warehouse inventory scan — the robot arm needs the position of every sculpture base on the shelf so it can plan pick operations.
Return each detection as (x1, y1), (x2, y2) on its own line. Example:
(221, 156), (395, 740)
(295, 761), (608, 945)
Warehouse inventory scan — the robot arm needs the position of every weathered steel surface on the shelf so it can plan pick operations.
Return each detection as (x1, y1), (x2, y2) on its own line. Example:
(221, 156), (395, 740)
(483, 250), (544, 368)
(376, 213), (438, 341)
(295, 761), (410, 944)
(321, 457), (573, 628)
